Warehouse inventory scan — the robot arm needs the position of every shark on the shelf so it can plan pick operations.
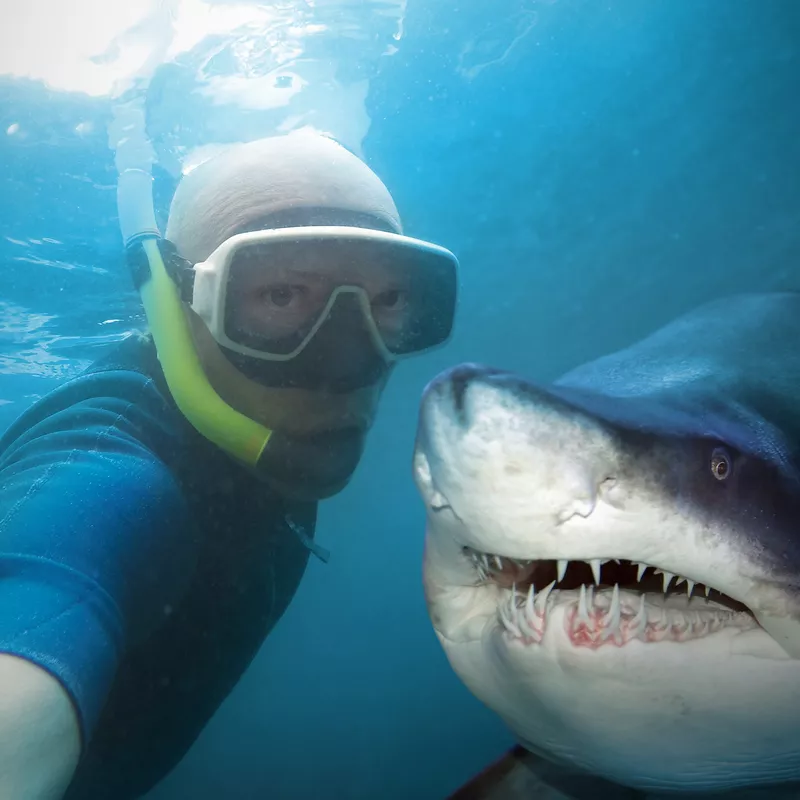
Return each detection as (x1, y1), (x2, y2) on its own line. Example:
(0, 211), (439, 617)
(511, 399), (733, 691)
(413, 292), (800, 797)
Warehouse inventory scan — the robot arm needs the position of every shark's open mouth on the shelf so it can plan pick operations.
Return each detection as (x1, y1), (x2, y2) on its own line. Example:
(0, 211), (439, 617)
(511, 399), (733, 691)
(463, 547), (758, 648)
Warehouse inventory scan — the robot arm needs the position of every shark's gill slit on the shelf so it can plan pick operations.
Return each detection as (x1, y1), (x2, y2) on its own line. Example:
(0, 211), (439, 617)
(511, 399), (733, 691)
(463, 547), (758, 648)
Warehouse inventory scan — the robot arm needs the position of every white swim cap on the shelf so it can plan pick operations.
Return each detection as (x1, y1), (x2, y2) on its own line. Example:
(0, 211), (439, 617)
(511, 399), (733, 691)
(165, 129), (402, 263)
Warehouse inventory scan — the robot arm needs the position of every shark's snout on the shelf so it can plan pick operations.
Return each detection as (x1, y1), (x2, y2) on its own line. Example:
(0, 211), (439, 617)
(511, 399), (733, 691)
(417, 364), (625, 546)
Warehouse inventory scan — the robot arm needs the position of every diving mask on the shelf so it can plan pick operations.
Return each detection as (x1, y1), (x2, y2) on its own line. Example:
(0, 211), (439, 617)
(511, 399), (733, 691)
(185, 225), (459, 365)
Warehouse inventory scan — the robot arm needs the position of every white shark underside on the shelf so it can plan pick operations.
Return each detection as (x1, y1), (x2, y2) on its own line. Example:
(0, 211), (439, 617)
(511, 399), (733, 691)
(413, 293), (800, 796)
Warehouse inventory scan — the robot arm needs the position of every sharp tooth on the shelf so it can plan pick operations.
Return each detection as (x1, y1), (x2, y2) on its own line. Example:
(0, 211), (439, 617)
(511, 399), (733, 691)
(493, 555), (503, 570)
(662, 571), (675, 592)
(557, 559), (569, 582)
(578, 584), (590, 621)
(686, 579), (695, 597)
(586, 583), (595, 609)
(499, 604), (522, 638)
(526, 583), (535, 620)
(704, 585), (711, 597)
(481, 554), (490, 571)
(675, 576), (686, 586)
(589, 559), (602, 584)
(636, 562), (648, 581)
(518, 603), (539, 639)
(470, 552), (485, 580)
(533, 580), (556, 617)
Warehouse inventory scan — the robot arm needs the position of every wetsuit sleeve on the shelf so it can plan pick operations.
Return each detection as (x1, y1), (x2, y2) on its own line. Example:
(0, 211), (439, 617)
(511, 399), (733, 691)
(0, 369), (193, 749)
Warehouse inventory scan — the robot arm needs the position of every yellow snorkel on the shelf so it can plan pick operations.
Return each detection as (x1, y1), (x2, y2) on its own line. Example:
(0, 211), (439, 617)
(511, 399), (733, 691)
(112, 104), (273, 468)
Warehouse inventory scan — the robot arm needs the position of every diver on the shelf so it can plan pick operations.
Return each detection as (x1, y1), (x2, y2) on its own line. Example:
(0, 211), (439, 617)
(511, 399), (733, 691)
(0, 128), (458, 799)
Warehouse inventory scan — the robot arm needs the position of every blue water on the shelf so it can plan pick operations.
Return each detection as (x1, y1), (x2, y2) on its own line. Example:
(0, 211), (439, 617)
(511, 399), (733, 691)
(1, 0), (798, 797)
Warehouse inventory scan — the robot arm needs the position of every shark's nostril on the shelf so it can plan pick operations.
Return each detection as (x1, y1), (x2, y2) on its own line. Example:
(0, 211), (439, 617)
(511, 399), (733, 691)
(447, 365), (479, 423)
(444, 363), (506, 423)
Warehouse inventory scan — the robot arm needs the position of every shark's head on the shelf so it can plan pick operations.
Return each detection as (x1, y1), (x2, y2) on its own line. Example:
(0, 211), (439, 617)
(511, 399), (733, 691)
(413, 295), (800, 794)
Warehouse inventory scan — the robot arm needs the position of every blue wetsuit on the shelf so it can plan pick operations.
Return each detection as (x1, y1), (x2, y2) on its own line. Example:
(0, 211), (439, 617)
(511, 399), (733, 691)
(0, 334), (317, 799)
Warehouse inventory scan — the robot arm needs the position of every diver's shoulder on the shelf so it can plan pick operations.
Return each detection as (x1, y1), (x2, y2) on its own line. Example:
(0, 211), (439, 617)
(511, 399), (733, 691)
(49, 333), (166, 408)
(80, 330), (163, 383)
(54, 332), (168, 409)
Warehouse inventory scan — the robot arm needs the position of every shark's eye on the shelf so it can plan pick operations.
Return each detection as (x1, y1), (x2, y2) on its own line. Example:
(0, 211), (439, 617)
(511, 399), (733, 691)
(710, 447), (731, 481)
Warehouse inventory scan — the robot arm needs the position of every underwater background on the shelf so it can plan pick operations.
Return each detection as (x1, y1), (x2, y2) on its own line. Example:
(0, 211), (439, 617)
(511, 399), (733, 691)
(0, 0), (798, 797)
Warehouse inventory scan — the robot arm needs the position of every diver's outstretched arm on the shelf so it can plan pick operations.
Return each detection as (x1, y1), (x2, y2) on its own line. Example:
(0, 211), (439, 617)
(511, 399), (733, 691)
(0, 653), (80, 798)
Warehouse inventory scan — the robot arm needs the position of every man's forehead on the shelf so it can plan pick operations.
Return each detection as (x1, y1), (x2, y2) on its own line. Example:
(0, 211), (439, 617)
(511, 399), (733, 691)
(165, 132), (403, 263)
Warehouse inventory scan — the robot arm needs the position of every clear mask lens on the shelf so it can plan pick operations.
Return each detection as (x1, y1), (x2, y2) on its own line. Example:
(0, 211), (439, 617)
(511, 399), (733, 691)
(221, 234), (457, 360)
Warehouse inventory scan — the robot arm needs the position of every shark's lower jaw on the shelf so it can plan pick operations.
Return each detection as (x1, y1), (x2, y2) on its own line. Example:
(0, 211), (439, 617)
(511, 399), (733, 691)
(465, 550), (758, 649)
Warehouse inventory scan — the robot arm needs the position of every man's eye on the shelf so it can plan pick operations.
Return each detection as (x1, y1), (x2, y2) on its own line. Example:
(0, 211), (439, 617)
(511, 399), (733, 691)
(260, 285), (301, 307)
(372, 289), (407, 311)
